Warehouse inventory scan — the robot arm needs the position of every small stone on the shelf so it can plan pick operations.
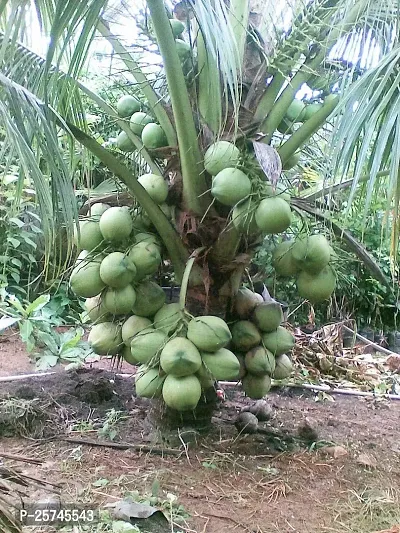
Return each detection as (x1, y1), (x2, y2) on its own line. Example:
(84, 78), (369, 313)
(242, 400), (273, 421)
(356, 452), (377, 468)
(297, 417), (319, 442)
(235, 412), (259, 434)
(322, 445), (348, 458)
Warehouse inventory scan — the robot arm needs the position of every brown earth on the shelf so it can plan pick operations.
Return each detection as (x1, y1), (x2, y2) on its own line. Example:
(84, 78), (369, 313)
(1, 334), (400, 532)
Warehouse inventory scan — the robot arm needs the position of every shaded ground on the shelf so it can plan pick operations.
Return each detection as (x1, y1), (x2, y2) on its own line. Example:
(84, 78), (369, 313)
(1, 335), (400, 532)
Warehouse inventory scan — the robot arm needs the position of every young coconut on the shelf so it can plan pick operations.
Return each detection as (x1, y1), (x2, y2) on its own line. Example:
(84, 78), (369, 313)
(88, 322), (122, 355)
(100, 252), (137, 288)
(116, 95), (141, 117)
(133, 232), (161, 248)
(255, 197), (292, 234)
(234, 287), (263, 319)
(89, 202), (110, 219)
(231, 197), (259, 234)
(137, 173), (168, 205)
(252, 301), (283, 332)
(153, 303), (182, 334)
(141, 123), (168, 149)
(128, 241), (162, 280)
(273, 354), (293, 380)
(135, 367), (165, 398)
(116, 131), (135, 152)
(204, 141), (240, 176)
(187, 316), (232, 352)
(175, 39), (191, 60)
(130, 328), (167, 364)
(129, 112), (153, 135)
(99, 206), (133, 243)
(83, 295), (110, 324)
(121, 315), (152, 346)
(195, 364), (215, 389)
(231, 321), (262, 351)
(291, 234), (331, 274)
(296, 265), (336, 303)
(120, 343), (139, 365)
(272, 241), (300, 277)
(70, 255), (106, 298)
(103, 285), (137, 316)
(74, 219), (103, 252)
(160, 337), (202, 377)
(285, 99), (306, 122)
(131, 281), (166, 317)
(303, 102), (323, 121)
(211, 168), (251, 206)
(201, 348), (241, 381)
(162, 374), (202, 411)
(244, 346), (276, 376)
(242, 374), (272, 399)
(262, 326), (295, 356)
(169, 18), (185, 37)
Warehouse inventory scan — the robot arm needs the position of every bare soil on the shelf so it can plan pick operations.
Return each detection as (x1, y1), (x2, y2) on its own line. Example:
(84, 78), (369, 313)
(1, 334), (400, 532)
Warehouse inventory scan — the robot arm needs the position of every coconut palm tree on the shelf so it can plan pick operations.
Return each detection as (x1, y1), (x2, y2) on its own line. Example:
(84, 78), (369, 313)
(0, 0), (399, 423)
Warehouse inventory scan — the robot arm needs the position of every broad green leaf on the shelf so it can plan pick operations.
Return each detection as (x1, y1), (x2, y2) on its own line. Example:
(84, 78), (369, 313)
(26, 294), (50, 316)
(19, 320), (33, 342)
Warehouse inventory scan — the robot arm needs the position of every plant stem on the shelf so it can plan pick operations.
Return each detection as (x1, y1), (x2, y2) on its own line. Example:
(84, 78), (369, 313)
(146, 0), (209, 215)
(228, 0), (249, 68)
(197, 29), (222, 133)
(66, 123), (188, 283)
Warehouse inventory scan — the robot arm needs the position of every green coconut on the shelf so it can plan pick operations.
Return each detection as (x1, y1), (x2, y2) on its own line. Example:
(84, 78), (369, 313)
(121, 315), (152, 346)
(211, 168), (251, 206)
(201, 348), (241, 381)
(88, 322), (122, 355)
(128, 241), (161, 280)
(291, 234), (331, 274)
(244, 346), (276, 376)
(116, 131), (135, 152)
(131, 280), (166, 317)
(187, 316), (231, 352)
(160, 337), (202, 377)
(89, 203), (110, 220)
(231, 198), (259, 234)
(242, 374), (272, 399)
(141, 123), (167, 149)
(103, 285), (136, 316)
(277, 118), (294, 134)
(175, 39), (191, 60)
(170, 18), (185, 37)
(120, 343), (139, 365)
(195, 364), (215, 389)
(262, 326), (295, 356)
(272, 241), (300, 277)
(303, 102), (323, 121)
(99, 206), (133, 242)
(162, 374), (202, 411)
(285, 99), (306, 122)
(138, 173), (168, 204)
(231, 320), (261, 351)
(204, 141), (241, 176)
(100, 252), (137, 288)
(74, 219), (104, 252)
(282, 152), (301, 171)
(116, 95), (141, 118)
(129, 112), (153, 135)
(134, 232), (161, 248)
(235, 353), (247, 379)
(255, 197), (292, 234)
(70, 255), (106, 298)
(83, 295), (110, 324)
(135, 367), (165, 398)
(132, 208), (153, 231)
(154, 303), (182, 333)
(130, 327), (167, 364)
(252, 301), (283, 332)
(296, 265), (336, 303)
(234, 288), (263, 319)
(273, 353), (293, 380)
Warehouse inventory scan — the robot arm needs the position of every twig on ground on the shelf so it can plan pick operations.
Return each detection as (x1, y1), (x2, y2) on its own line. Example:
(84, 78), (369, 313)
(59, 436), (181, 456)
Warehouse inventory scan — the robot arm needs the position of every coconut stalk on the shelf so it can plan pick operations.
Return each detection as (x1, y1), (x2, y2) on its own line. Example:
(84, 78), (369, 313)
(228, 0), (250, 68)
(197, 29), (222, 133)
(146, 0), (209, 215)
(96, 19), (177, 148)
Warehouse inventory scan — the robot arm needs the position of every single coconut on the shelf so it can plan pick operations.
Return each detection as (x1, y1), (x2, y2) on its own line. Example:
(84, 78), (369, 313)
(100, 252), (137, 288)
(285, 99), (306, 122)
(292, 234), (331, 274)
(170, 18), (185, 37)
(103, 285), (136, 315)
(201, 348), (241, 381)
(120, 343), (139, 365)
(128, 241), (161, 280)
(234, 287), (263, 319)
(74, 219), (103, 251)
(231, 197), (259, 234)
(130, 327), (167, 364)
(138, 173), (168, 204)
(204, 141), (240, 176)
(244, 346), (276, 376)
(211, 168), (251, 206)
(116, 94), (141, 118)
(282, 152), (301, 171)
(242, 374), (272, 399)
(273, 353), (293, 380)
(116, 131), (135, 152)
(272, 241), (300, 277)
(187, 316), (231, 352)
(70, 255), (105, 298)
(88, 322), (122, 355)
(135, 367), (165, 398)
(153, 303), (182, 333)
(132, 208), (153, 231)
(99, 206), (133, 242)
(262, 326), (295, 356)
(131, 280), (166, 317)
(160, 337), (202, 377)
(162, 374), (202, 411)
(141, 123), (167, 149)
(296, 265), (336, 303)
(129, 112), (153, 135)
(255, 197), (292, 234)
(175, 39), (191, 60)
(134, 232), (161, 248)
(89, 203), (110, 218)
(252, 301), (283, 332)
(231, 320), (261, 351)
(121, 315), (152, 346)
(83, 295), (110, 324)
(303, 102), (323, 121)
(195, 364), (215, 389)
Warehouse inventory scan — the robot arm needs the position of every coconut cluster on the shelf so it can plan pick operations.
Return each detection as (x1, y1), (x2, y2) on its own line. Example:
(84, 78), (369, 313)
(204, 141), (292, 236)
(272, 234), (337, 304)
(230, 288), (295, 399)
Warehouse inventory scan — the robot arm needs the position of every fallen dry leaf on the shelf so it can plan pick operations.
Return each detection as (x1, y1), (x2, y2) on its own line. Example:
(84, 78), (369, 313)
(356, 452), (378, 468)
(322, 445), (348, 459)
(372, 526), (400, 533)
